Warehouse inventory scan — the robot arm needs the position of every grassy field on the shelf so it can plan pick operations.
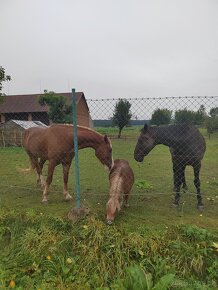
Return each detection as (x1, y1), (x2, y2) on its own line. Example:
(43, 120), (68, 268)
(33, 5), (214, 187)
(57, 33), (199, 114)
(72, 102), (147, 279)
(0, 126), (218, 289)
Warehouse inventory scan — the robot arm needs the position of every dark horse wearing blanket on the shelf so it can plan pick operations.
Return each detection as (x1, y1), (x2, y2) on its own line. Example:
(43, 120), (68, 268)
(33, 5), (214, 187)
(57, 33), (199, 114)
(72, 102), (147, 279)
(23, 124), (113, 203)
(134, 124), (206, 209)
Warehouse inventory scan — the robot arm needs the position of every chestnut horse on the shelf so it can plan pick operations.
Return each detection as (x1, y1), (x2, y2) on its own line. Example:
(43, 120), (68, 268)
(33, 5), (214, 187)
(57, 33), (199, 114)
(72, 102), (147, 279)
(23, 124), (113, 203)
(134, 124), (206, 209)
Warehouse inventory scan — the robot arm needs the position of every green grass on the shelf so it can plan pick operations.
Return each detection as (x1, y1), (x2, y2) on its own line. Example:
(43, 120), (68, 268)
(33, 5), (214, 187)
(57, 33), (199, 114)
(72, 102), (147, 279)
(0, 126), (218, 289)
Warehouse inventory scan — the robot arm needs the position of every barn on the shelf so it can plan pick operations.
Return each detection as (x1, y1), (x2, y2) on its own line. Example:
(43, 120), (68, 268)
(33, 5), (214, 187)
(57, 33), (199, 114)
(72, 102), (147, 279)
(0, 92), (93, 127)
(0, 120), (47, 147)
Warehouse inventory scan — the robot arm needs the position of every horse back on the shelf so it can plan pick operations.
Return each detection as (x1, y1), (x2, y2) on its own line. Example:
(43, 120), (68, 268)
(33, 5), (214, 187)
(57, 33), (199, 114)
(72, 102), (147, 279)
(168, 125), (206, 162)
(109, 159), (134, 194)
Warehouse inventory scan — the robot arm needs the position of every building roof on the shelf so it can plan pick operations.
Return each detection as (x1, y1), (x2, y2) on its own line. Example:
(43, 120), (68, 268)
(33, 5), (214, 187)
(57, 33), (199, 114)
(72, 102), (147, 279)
(0, 92), (87, 113)
(3, 120), (47, 129)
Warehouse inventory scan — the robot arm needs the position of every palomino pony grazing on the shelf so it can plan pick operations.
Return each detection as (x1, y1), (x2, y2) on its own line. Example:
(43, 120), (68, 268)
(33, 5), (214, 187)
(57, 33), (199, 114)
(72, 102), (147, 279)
(23, 124), (113, 203)
(106, 159), (134, 224)
(134, 124), (206, 209)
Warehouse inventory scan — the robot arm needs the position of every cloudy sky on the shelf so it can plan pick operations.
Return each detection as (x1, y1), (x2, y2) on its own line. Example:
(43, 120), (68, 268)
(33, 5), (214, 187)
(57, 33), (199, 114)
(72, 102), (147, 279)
(1, 0), (218, 98)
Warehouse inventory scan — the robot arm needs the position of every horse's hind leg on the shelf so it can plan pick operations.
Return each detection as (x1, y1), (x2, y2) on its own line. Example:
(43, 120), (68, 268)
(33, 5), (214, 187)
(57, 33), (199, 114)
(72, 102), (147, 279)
(124, 192), (130, 208)
(173, 163), (185, 207)
(42, 160), (56, 203)
(29, 155), (44, 187)
(193, 162), (204, 209)
(173, 171), (187, 191)
(62, 161), (73, 201)
(182, 172), (188, 191)
(38, 158), (46, 188)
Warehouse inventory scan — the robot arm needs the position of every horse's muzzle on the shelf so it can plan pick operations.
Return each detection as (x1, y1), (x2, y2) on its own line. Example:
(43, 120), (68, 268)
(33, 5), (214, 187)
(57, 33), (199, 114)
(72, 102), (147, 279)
(106, 219), (113, 225)
(134, 155), (144, 162)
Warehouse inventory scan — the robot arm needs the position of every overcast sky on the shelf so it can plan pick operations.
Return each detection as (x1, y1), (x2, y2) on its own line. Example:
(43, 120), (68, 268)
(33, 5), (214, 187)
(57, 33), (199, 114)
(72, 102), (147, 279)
(1, 0), (218, 99)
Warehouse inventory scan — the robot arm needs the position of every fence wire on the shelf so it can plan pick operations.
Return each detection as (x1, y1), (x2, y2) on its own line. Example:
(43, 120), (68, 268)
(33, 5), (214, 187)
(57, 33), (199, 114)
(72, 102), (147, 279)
(0, 95), (218, 215)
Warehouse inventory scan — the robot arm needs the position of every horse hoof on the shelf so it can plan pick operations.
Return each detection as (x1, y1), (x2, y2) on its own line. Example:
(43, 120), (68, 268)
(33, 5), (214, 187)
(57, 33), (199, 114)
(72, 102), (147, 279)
(197, 204), (204, 210)
(41, 200), (48, 204)
(106, 220), (113, 225)
(64, 198), (72, 202)
(172, 202), (179, 208)
(65, 195), (73, 202)
(41, 183), (46, 189)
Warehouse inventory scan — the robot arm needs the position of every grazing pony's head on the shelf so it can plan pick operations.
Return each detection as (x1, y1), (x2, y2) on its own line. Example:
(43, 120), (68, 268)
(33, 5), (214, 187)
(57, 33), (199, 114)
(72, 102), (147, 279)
(106, 198), (121, 224)
(95, 135), (113, 170)
(134, 124), (156, 162)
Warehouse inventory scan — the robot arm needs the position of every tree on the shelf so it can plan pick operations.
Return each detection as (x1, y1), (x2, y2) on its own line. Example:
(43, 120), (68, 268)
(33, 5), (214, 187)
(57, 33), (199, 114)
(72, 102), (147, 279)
(151, 108), (172, 126)
(112, 99), (132, 138)
(175, 106), (207, 125)
(210, 107), (218, 118)
(174, 108), (196, 124)
(0, 66), (11, 101)
(205, 106), (218, 136)
(38, 90), (72, 123)
(195, 105), (207, 125)
(205, 116), (218, 135)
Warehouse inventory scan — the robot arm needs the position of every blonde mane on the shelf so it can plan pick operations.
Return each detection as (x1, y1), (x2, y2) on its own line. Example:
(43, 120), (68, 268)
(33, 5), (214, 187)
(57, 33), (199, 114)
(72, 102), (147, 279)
(51, 124), (106, 138)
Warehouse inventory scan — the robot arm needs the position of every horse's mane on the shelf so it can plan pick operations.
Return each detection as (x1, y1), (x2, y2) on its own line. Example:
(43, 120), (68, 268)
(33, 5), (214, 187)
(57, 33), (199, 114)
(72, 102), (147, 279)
(50, 124), (104, 137)
(140, 124), (192, 133)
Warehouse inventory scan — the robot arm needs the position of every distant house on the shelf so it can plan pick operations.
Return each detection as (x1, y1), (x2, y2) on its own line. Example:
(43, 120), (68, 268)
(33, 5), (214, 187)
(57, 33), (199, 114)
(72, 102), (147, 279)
(0, 120), (47, 147)
(0, 92), (93, 127)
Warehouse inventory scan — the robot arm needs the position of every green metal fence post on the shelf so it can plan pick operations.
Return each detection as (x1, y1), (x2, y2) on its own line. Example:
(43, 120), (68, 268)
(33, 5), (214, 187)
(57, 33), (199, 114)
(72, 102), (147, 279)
(72, 88), (81, 208)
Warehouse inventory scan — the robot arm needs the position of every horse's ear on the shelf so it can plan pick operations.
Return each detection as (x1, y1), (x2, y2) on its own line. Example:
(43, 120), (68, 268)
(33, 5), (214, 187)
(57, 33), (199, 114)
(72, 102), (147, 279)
(104, 135), (109, 143)
(143, 123), (148, 133)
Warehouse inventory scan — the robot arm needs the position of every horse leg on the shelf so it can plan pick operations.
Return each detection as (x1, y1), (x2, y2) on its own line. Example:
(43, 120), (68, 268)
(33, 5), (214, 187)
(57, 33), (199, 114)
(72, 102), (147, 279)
(38, 158), (46, 188)
(124, 192), (130, 208)
(62, 162), (73, 201)
(42, 159), (56, 203)
(173, 163), (185, 207)
(29, 155), (44, 187)
(193, 162), (204, 209)
(182, 171), (188, 191)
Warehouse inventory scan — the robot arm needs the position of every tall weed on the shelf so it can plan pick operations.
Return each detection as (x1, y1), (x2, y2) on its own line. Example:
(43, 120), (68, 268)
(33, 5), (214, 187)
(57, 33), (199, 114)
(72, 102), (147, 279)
(0, 209), (217, 289)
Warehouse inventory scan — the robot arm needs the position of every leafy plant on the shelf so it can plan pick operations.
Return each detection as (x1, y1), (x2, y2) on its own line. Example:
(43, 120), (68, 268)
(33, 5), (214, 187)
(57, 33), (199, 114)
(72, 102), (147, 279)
(136, 180), (153, 191)
(124, 265), (174, 290)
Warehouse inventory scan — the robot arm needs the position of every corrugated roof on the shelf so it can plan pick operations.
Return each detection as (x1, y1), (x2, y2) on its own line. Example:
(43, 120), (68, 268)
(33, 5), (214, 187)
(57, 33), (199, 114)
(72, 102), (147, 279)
(0, 92), (85, 113)
(7, 120), (47, 129)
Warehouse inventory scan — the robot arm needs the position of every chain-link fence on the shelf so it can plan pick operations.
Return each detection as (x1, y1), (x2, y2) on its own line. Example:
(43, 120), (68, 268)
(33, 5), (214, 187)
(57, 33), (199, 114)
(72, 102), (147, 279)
(0, 95), (218, 220)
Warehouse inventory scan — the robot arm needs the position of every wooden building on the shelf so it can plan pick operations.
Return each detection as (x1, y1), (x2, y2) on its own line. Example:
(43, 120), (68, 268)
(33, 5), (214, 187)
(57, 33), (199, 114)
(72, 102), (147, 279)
(0, 92), (93, 127)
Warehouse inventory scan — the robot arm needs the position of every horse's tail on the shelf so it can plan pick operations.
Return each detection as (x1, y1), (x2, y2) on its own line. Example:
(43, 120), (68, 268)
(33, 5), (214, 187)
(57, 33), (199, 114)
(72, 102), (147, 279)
(28, 156), (36, 170)
(23, 129), (30, 149)
(23, 129), (35, 171)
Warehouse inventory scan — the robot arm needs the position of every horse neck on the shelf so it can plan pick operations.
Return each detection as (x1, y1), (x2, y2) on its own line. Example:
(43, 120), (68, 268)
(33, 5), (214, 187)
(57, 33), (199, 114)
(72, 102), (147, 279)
(154, 126), (173, 147)
(77, 130), (102, 150)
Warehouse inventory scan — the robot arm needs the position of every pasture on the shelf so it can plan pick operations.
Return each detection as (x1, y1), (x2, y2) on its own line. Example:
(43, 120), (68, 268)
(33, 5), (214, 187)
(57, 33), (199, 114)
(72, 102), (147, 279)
(0, 127), (218, 289)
